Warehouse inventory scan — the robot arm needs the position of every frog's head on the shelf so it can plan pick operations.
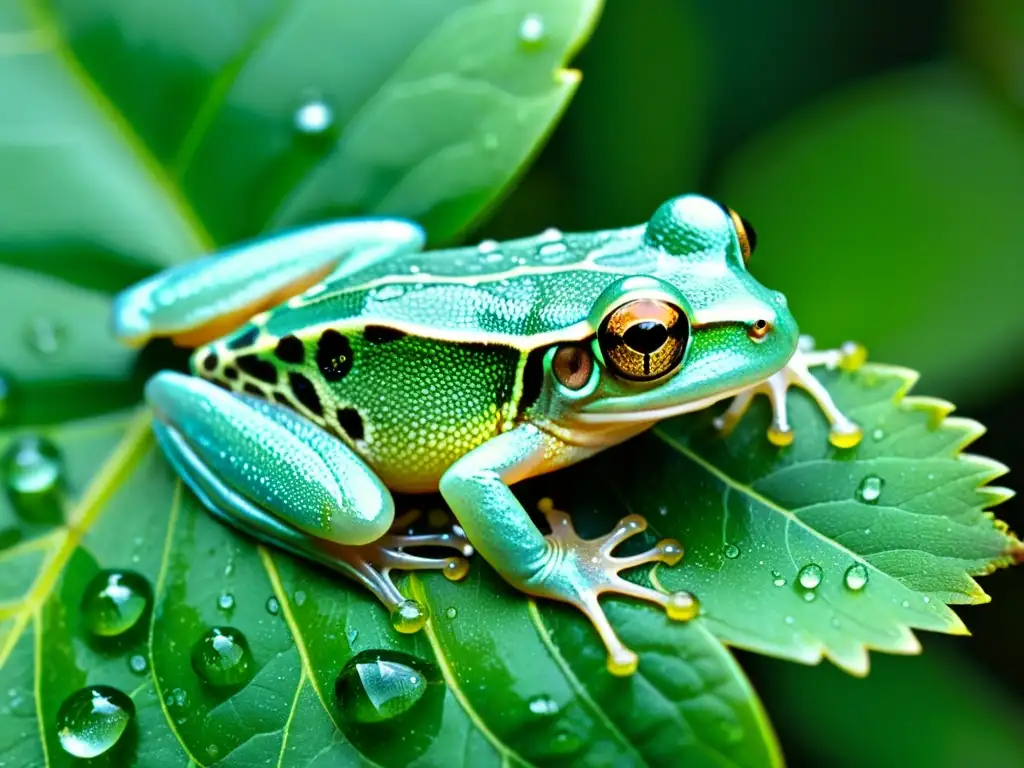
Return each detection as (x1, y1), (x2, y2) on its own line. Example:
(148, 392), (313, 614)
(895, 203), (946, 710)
(530, 195), (799, 433)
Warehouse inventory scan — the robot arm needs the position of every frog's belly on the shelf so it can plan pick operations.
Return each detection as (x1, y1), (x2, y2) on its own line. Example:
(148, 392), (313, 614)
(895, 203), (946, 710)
(314, 335), (521, 494)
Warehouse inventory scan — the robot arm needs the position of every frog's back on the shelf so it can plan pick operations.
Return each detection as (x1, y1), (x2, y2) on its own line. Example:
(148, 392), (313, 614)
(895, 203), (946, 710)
(261, 226), (649, 346)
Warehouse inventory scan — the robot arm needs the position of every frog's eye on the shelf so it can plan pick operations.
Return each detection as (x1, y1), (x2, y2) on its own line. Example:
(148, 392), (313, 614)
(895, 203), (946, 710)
(599, 299), (689, 381)
(725, 208), (757, 263)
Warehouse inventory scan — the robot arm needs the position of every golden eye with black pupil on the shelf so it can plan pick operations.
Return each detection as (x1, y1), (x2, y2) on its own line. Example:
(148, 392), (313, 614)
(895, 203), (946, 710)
(748, 318), (770, 341)
(599, 299), (689, 381)
(726, 208), (757, 263)
(552, 345), (593, 390)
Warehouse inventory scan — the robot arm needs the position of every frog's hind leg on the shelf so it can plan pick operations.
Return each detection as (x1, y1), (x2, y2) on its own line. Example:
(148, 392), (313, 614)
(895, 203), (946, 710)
(148, 371), (469, 632)
(715, 335), (867, 448)
(113, 219), (424, 348)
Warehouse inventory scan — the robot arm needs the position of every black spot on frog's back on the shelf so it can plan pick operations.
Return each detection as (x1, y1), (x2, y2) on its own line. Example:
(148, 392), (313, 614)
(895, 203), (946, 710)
(317, 329), (353, 381)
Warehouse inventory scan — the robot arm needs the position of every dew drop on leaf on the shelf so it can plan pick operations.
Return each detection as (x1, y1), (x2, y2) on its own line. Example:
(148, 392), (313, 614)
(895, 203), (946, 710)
(871, 428), (885, 441)
(2, 434), (64, 523)
(771, 570), (786, 587)
(445, 606), (457, 619)
(128, 655), (148, 675)
(857, 475), (884, 504)
(797, 563), (823, 590)
(518, 13), (545, 46)
(56, 686), (134, 759)
(844, 563), (869, 591)
(217, 592), (234, 611)
(723, 543), (741, 559)
(335, 650), (437, 724)
(80, 570), (151, 637)
(528, 695), (560, 716)
(190, 627), (254, 688)
(294, 99), (334, 135)
(265, 596), (280, 616)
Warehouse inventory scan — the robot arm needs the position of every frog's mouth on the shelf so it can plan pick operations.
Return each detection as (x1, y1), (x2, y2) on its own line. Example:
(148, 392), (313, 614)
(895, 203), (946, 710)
(572, 382), (750, 425)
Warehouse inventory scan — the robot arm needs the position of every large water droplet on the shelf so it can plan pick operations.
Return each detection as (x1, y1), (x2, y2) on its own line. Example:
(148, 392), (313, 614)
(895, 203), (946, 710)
(518, 13), (546, 46)
(844, 563), (869, 591)
(24, 317), (65, 356)
(191, 627), (254, 688)
(335, 650), (437, 724)
(856, 475), (884, 504)
(723, 543), (741, 559)
(797, 563), (823, 590)
(80, 570), (151, 637)
(56, 686), (134, 758)
(2, 435), (64, 522)
(128, 654), (148, 675)
(294, 100), (334, 135)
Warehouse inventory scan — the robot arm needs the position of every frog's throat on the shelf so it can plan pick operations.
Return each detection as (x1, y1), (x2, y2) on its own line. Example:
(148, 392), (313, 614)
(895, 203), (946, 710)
(570, 383), (750, 425)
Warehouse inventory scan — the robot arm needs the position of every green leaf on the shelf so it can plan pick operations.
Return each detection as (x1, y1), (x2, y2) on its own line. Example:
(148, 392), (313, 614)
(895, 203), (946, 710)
(715, 64), (1024, 401)
(0, 0), (599, 421)
(530, 364), (1018, 676)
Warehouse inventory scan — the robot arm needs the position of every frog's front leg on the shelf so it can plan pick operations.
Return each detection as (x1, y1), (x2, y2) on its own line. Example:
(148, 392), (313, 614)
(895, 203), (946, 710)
(113, 219), (423, 348)
(715, 335), (867, 448)
(440, 425), (694, 676)
(148, 372), (470, 632)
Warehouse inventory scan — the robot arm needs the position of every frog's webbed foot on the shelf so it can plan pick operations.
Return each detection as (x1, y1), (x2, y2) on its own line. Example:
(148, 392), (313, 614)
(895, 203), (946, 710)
(714, 335), (866, 448)
(528, 499), (697, 676)
(317, 510), (473, 633)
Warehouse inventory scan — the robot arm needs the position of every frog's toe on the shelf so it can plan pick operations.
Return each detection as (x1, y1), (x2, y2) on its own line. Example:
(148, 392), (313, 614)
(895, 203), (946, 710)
(531, 500), (697, 676)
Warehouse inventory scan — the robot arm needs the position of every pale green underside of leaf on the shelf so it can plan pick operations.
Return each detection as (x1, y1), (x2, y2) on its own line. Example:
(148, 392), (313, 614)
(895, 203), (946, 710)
(0, 0), (600, 423)
(0, 363), (1015, 765)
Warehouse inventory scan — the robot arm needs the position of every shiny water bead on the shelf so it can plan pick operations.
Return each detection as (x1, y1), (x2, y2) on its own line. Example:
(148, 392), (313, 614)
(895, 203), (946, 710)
(335, 650), (435, 724)
(844, 563), (869, 591)
(56, 686), (134, 758)
(518, 13), (545, 46)
(390, 599), (428, 634)
(191, 627), (254, 688)
(857, 475), (884, 504)
(80, 570), (152, 637)
(2, 434), (64, 522)
(797, 563), (823, 590)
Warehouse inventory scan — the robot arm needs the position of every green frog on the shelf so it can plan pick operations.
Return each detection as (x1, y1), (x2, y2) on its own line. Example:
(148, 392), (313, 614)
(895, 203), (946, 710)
(112, 194), (864, 675)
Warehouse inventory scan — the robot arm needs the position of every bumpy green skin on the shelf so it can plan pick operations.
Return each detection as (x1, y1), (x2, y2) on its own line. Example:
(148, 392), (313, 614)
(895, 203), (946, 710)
(114, 194), (809, 673)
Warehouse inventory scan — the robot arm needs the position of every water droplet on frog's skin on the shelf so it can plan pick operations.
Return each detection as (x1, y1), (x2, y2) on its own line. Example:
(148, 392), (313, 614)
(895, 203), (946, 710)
(477, 239), (500, 254)
(294, 99), (334, 135)
(900, 599), (910, 609)
(871, 428), (885, 441)
(56, 686), (134, 759)
(771, 570), (786, 587)
(265, 596), (280, 616)
(217, 592), (234, 611)
(723, 544), (740, 559)
(335, 650), (438, 724)
(797, 563), (823, 590)
(803, 591), (817, 602)
(528, 695), (559, 716)
(2, 435), (64, 523)
(80, 570), (151, 638)
(844, 563), (869, 592)
(191, 627), (255, 688)
(856, 475), (884, 504)
(24, 317), (65, 356)
(373, 284), (406, 301)
(445, 606), (457, 620)
(518, 12), (546, 45)
(128, 654), (148, 675)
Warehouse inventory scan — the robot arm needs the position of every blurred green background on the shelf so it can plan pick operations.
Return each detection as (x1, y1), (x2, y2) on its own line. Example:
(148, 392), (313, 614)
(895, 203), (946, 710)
(482, 1), (1023, 765)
